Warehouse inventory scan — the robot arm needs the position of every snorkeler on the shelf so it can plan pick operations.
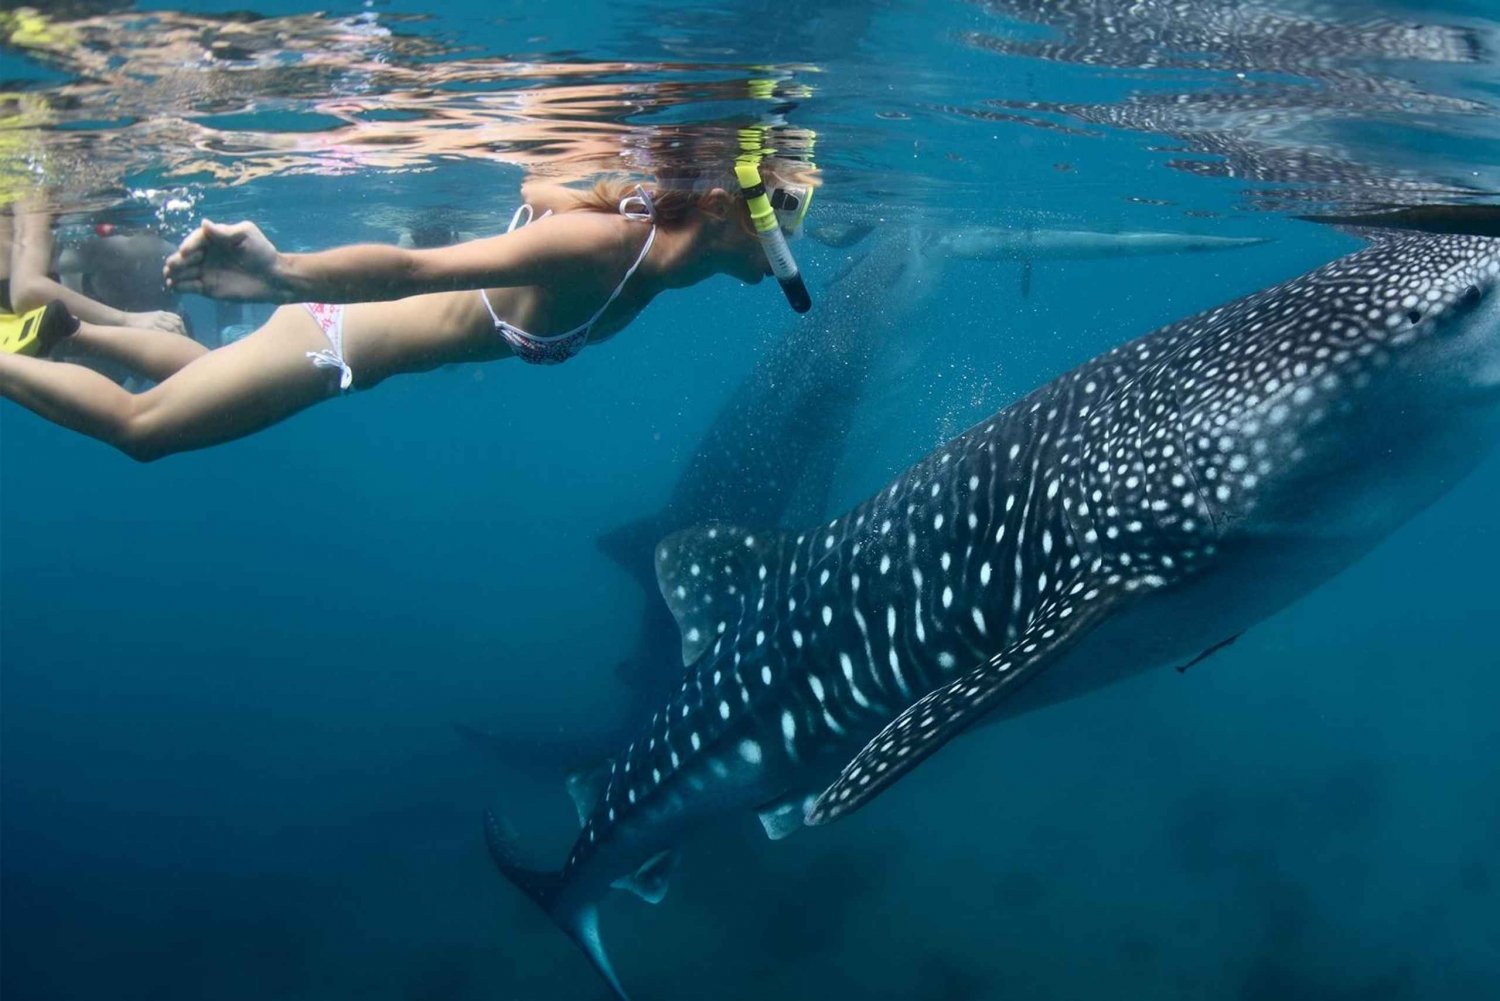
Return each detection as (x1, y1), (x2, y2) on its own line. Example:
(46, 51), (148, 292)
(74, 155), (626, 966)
(0, 160), (815, 461)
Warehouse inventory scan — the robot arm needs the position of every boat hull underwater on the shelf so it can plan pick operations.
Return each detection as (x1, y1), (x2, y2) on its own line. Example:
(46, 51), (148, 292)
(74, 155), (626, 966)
(486, 232), (1500, 998)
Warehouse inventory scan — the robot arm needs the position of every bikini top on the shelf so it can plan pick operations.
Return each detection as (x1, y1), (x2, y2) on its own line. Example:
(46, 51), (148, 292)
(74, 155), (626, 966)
(479, 191), (658, 366)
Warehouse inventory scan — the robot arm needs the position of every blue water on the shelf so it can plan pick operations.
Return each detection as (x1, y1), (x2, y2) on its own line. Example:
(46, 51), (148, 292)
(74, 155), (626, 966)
(3, 2), (1499, 998)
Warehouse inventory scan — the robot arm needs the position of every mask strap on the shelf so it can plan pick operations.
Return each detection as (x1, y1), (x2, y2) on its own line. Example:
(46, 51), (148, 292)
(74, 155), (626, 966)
(618, 184), (657, 222)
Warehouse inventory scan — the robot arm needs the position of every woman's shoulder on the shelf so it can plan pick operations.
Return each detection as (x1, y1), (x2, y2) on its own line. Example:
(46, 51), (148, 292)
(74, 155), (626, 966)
(518, 179), (596, 215)
(521, 205), (638, 263)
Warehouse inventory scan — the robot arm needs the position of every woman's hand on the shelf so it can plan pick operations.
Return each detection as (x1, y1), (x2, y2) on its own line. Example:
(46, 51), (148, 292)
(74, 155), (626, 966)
(121, 310), (187, 335)
(164, 220), (289, 302)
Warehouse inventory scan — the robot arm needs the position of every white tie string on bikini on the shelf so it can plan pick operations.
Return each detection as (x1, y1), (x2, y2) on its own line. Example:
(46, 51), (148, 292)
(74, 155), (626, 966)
(618, 184), (657, 222)
(306, 348), (353, 392)
(301, 302), (354, 392)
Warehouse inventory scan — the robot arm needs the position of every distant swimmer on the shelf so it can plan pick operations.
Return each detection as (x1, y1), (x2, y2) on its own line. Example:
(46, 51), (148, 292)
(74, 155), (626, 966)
(0, 158), (816, 461)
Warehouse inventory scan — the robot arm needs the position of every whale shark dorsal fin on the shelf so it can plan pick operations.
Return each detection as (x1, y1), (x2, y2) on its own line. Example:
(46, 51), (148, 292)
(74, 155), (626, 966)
(805, 588), (1121, 825)
(611, 850), (675, 905)
(596, 514), (666, 590)
(655, 523), (791, 666)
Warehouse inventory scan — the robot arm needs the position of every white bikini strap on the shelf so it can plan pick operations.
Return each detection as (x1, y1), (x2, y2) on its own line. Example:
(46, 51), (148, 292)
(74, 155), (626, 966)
(483, 201), (558, 325)
(480, 193), (654, 336)
(507, 203), (554, 233)
(618, 184), (657, 222)
(477, 286), (504, 328)
(581, 224), (656, 330)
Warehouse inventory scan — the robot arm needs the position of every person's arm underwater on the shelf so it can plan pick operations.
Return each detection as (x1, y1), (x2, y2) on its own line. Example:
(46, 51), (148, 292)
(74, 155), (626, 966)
(10, 205), (185, 334)
(164, 213), (608, 304)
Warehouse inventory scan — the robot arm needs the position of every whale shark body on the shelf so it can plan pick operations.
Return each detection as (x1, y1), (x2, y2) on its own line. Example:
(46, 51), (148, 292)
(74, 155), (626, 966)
(465, 221), (1265, 768)
(487, 233), (1500, 997)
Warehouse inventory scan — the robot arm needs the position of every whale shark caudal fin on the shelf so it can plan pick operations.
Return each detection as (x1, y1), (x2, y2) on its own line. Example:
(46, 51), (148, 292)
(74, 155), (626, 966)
(654, 523), (794, 666)
(483, 811), (632, 1000)
(805, 591), (1120, 825)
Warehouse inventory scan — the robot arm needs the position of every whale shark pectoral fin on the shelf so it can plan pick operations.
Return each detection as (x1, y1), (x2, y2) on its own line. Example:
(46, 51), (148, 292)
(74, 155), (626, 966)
(566, 762), (612, 826)
(756, 793), (814, 840)
(656, 524), (792, 666)
(805, 594), (1115, 825)
(611, 850), (676, 905)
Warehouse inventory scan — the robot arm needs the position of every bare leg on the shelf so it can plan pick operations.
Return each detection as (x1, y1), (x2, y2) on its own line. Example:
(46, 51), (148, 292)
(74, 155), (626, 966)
(0, 306), (341, 461)
(65, 320), (209, 382)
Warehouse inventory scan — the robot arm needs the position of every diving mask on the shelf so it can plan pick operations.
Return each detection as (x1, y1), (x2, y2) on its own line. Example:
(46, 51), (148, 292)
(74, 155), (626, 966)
(769, 182), (813, 237)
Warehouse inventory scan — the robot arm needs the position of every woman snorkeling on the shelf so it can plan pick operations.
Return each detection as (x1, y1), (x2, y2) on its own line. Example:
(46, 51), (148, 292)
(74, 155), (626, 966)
(0, 162), (815, 461)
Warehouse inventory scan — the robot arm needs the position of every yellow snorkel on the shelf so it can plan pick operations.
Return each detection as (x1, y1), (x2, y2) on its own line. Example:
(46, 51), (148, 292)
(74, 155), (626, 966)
(735, 137), (813, 314)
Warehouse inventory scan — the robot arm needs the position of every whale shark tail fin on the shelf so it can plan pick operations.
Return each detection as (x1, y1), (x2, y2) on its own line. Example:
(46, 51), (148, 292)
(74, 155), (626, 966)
(483, 811), (631, 1000)
(482, 810), (563, 913)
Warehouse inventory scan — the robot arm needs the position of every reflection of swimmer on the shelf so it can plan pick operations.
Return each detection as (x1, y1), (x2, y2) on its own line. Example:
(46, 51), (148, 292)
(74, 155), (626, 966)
(0, 81), (185, 337)
(65, 223), (186, 320)
(0, 161), (816, 461)
(3, 207), (184, 333)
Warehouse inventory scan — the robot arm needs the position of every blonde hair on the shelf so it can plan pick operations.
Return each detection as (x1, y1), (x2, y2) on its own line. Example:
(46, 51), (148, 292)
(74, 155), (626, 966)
(574, 157), (820, 230)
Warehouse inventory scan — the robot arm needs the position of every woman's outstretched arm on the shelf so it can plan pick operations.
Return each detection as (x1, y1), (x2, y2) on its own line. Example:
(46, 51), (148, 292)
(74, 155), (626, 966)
(165, 212), (611, 304)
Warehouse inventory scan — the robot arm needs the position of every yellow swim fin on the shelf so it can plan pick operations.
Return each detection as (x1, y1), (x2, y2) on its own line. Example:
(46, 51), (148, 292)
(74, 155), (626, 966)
(0, 300), (73, 357)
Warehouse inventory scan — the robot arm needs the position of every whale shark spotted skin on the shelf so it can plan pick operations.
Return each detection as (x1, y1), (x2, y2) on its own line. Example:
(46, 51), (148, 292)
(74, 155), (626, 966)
(465, 221), (1266, 770)
(487, 233), (1500, 998)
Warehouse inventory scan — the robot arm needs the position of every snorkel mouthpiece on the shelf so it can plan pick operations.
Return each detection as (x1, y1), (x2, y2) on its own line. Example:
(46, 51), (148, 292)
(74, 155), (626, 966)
(735, 162), (811, 314)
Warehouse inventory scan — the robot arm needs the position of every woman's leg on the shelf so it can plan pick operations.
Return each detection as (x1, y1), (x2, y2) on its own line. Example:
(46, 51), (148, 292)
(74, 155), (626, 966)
(0, 306), (342, 461)
(64, 320), (209, 382)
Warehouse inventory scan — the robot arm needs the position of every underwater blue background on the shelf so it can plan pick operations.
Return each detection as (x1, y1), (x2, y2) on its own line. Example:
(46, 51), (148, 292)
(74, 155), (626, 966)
(3, 1), (1499, 998)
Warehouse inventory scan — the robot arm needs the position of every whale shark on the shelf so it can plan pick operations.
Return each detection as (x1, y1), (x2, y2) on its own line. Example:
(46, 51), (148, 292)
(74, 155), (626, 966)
(485, 232), (1500, 997)
(488, 229), (1500, 995)
(463, 221), (1270, 771)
